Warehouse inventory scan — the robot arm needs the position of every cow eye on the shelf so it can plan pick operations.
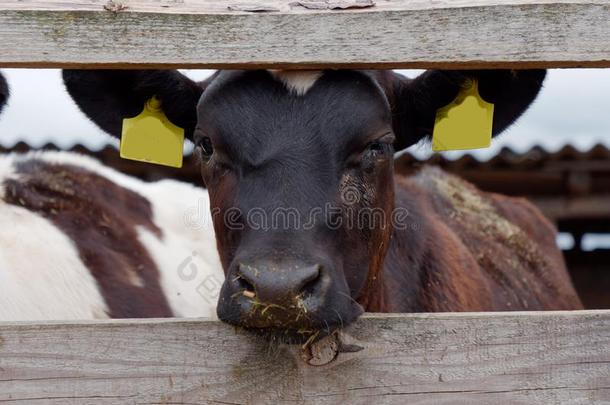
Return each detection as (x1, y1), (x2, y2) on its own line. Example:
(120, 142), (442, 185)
(369, 141), (386, 153)
(196, 136), (214, 161)
(366, 140), (391, 157)
(365, 133), (395, 159)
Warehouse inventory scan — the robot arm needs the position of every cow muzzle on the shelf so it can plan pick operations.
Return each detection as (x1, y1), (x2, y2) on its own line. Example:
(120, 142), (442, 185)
(216, 258), (363, 340)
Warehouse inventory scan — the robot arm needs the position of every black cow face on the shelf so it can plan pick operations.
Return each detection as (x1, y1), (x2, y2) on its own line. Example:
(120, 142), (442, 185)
(196, 70), (396, 339)
(63, 68), (546, 342)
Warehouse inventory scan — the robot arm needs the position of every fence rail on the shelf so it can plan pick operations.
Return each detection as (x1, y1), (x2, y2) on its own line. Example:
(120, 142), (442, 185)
(0, 0), (609, 69)
(1, 311), (609, 404)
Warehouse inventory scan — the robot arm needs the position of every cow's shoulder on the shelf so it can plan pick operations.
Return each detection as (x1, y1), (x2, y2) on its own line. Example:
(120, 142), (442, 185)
(409, 165), (581, 309)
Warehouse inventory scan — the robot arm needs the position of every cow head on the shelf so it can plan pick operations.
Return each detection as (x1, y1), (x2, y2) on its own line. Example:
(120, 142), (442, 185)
(64, 68), (545, 341)
(0, 72), (8, 115)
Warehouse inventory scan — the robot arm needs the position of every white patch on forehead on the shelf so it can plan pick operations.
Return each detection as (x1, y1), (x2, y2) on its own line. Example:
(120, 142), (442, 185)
(269, 70), (323, 96)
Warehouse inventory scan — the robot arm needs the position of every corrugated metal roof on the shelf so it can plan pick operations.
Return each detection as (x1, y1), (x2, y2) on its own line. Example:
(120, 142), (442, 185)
(3, 142), (609, 166)
(394, 143), (610, 172)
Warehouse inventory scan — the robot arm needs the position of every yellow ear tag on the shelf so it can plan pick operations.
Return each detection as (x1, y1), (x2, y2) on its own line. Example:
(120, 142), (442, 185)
(432, 79), (494, 152)
(120, 96), (184, 168)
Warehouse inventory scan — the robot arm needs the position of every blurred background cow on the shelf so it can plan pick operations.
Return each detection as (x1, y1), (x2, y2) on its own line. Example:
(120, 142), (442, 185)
(0, 72), (224, 321)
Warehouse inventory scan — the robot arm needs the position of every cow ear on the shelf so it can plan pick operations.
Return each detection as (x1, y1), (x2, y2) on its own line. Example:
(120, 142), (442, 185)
(62, 70), (211, 140)
(377, 69), (547, 151)
(0, 72), (9, 115)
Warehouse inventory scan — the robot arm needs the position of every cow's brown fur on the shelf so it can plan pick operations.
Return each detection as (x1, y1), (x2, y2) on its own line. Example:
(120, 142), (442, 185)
(3, 159), (174, 318)
(366, 166), (583, 313)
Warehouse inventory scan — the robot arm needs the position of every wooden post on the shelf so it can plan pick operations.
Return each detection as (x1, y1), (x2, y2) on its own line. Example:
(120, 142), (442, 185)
(1, 311), (609, 403)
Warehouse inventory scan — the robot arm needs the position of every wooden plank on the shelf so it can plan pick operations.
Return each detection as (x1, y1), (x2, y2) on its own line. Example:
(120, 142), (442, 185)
(0, 0), (609, 68)
(1, 311), (609, 404)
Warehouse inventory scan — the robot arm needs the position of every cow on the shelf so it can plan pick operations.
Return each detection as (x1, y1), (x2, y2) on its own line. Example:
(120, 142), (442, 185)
(63, 68), (582, 342)
(0, 150), (225, 321)
(0, 71), (224, 321)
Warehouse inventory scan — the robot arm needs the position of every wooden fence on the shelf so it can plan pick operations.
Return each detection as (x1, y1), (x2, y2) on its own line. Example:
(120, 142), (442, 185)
(1, 0), (609, 69)
(1, 1), (610, 403)
(1, 312), (609, 403)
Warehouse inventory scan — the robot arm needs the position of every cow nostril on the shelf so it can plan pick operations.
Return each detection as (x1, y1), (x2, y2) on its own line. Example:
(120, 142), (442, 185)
(299, 265), (322, 296)
(235, 272), (256, 298)
(235, 262), (323, 304)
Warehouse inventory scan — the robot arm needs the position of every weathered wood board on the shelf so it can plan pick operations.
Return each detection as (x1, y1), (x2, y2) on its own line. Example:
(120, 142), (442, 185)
(0, 0), (609, 69)
(1, 311), (609, 404)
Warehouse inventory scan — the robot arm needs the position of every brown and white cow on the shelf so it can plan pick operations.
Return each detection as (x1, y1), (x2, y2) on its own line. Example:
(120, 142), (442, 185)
(0, 150), (226, 321)
(0, 73), (224, 321)
(63, 69), (582, 342)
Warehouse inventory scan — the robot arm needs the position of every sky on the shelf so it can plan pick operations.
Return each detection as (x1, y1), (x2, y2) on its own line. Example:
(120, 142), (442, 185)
(0, 68), (608, 160)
